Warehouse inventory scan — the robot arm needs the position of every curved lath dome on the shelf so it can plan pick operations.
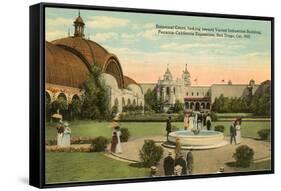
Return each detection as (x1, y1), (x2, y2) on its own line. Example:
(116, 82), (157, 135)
(46, 41), (89, 88)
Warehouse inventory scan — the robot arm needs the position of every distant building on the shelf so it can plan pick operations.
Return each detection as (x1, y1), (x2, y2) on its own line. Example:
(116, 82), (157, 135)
(140, 65), (259, 112)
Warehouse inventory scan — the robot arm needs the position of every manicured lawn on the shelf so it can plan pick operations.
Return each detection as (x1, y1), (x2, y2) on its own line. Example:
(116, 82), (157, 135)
(46, 120), (271, 140)
(46, 152), (149, 184)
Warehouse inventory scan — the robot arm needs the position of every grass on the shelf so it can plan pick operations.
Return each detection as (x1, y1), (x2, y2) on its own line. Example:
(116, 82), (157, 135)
(46, 152), (149, 184)
(45, 118), (271, 183)
(46, 120), (271, 140)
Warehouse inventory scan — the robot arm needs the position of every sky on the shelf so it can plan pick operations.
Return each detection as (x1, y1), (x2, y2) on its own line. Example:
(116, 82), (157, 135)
(46, 7), (271, 85)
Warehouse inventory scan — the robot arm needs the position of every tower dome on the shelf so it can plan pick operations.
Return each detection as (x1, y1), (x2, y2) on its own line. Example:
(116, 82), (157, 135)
(182, 64), (191, 86)
(73, 11), (85, 37)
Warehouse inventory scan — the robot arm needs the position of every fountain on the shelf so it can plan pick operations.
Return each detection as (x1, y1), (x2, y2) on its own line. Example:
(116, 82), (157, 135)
(163, 129), (228, 150)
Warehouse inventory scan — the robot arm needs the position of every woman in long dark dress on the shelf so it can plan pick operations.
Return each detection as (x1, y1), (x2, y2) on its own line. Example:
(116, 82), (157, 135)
(110, 132), (118, 153)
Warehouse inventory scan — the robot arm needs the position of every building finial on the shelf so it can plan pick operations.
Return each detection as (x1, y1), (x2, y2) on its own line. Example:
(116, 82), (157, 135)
(68, 28), (70, 37)
(78, 10), (80, 17)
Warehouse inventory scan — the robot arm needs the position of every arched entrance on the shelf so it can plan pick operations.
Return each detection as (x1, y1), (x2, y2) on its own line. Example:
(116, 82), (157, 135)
(195, 102), (200, 111)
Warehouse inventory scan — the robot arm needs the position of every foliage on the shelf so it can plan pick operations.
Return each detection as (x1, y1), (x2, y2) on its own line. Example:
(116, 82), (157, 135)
(46, 146), (93, 153)
(120, 128), (131, 142)
(250, 94), (271, 116)
(144, 88), (160, 112)
(257, 129), (270, 140)
(51, 96), (68, 113)
(173, 100), (184, 113)
(45, 93), (51, 121)
(139, 140), (164, 167)
(214, 125), (225, 133)
(81, 65), (110, 120)
(111, 105), (118, 118)
(233, 145), (255, 167)
(91, 136), (109, 152)
(210, 111), (218, 121)
(69, 98), (81, 120)
(212, 95), (249, 113)
(211, 81), (271, 116)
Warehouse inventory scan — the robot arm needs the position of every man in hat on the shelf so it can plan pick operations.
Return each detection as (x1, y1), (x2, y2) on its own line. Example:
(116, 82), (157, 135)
(186, 148), (194, 174)
(175, 152), (187, 175)
(163, 151), (175, 176)
(230, 120), (237, 145)
(150, 166), (158, 177)
(166, 116), (172, 141)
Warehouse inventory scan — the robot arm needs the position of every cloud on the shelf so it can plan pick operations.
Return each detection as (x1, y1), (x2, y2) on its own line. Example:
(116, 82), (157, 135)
(160, 42), (222, 51)
(137, 29), (159, 41)
(46, 30), (67, 41)
(87, 16), (130, 29)
(46, 17), (73, 27)
(93, 32), (119, 43)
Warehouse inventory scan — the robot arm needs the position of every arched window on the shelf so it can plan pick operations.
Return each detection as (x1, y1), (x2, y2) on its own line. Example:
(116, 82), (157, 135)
(185, 102), (189, 109)
(197, 92), (199, 96)
(201, 102), (205, 109)
(133, 99), (136, 106)
(190, 102), (194, 110)
(206, 103), (210, 109)
(127, 99), (131, 105)
(166, 87), (170, 95)
(195, 102), (200, 111)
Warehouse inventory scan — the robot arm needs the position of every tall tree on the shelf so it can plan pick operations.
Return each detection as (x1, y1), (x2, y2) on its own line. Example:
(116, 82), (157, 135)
(80, 65), (110, 120)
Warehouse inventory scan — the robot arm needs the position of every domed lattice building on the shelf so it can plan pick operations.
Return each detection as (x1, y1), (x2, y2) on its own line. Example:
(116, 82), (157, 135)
(46, 12), (144, 114)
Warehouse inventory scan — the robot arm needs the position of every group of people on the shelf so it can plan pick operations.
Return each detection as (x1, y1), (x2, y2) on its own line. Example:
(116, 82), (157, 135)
(110, 126), (122, 154)
(164, 150), (194, 176)
(184, 111), (212, 130)
(229, 118), (242, 145)
(56, 121), (72, 147)
(165, 111), (213, 140)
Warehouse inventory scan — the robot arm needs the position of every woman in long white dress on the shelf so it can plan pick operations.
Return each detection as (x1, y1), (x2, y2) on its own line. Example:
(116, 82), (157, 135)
(115, 126), (122, 154)
(56, 121), (64, 147)
(183, 113), (189, 130)
(235, 119), (242, 144)
(189, 113), (194, 130)
(61, 122), (71, 147)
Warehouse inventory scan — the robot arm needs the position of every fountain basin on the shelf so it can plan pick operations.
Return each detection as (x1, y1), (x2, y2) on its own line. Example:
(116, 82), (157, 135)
(163, 130), (228, 150)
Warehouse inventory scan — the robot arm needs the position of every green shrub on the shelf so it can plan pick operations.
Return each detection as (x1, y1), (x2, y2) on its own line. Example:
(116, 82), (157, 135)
(257, 129), (270, 140)
(120, 128), (131, 142)
(91, 136), (108, 152)
(210, 112), (218, 121)
(139, 140), (164, 167)
(214, 125), (225, 133)
(233, 145), (255, 167)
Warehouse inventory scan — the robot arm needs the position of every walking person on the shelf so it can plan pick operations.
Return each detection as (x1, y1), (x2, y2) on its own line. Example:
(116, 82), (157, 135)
(175, 138), (181, 159)
(235, 118), (242, 144)
(61, 122), (71, 147)
(166, 116), (172, 141)
(183, 112), (190, 130)
(206, 113), (212, 130)
(56, 120), (64, 147)
(186, 148), (194, 174)
(230, 121), (237, 145)
(115, 126), (122, 153)
(163, 151), (175, 176)
(110, 132), (118, 153)
(189, 113), (194, 129)
(175, 153), (187, 175)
